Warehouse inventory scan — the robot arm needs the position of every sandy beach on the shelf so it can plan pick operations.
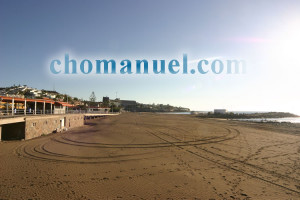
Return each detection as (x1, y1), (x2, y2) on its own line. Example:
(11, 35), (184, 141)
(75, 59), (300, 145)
(0, 113), (299, 199)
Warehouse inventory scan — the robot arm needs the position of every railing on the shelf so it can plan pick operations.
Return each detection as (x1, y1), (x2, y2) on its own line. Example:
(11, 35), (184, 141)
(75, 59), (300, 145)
(0, 109), (120, 118)
(0, 109), (52, 116)
(66, 110), (119, 114)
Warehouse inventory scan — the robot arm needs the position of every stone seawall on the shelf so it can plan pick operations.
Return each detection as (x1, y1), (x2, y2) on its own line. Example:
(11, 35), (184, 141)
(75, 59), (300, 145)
(1, 113), (117, 141)
(25, 114), (84, 140)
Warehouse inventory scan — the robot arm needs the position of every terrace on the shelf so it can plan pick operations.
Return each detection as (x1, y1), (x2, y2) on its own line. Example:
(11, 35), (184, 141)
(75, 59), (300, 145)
(0, 96), (74, 118)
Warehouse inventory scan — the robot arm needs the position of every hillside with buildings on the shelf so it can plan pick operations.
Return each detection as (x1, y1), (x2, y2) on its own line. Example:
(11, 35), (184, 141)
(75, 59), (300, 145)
(0, 85), (58, 99)
(0, 85), (190, 114)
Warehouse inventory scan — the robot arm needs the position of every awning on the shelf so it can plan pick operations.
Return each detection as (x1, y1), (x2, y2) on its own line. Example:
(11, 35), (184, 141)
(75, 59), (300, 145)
(0, 96), (75, 107)
(0, 96), (55, 104)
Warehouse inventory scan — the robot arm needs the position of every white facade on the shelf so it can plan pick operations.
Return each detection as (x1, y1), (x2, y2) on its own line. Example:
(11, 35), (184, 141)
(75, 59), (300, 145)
(54, 106), (66, 114)
(87, 107), (110, 113)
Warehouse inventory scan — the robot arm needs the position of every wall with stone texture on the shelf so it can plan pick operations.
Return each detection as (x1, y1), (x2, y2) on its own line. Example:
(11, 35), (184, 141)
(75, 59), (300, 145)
(25, 114), (84, 140)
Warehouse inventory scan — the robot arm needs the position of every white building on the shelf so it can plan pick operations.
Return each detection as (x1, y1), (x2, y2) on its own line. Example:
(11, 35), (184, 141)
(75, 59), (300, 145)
(87, 107), (110, 113)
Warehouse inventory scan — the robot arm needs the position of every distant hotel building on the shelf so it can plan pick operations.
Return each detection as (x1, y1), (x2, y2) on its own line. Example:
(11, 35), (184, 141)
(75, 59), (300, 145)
(109, 98), (137, 111)
(214, 109), (227, 114)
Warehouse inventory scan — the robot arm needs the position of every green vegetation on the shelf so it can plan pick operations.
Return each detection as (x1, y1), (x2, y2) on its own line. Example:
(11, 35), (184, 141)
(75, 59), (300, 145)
(110, 103), (121, 112)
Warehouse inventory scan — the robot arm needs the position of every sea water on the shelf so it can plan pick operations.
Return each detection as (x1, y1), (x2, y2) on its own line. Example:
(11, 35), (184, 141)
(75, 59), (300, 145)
(235, 117), (300, 123)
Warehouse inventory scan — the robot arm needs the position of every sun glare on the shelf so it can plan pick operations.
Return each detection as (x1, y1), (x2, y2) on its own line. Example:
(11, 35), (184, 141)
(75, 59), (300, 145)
(268, 20), (300, 75)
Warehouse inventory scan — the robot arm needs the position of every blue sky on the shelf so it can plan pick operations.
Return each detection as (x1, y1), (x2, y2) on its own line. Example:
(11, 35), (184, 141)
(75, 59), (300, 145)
(1, 0), (300, 114)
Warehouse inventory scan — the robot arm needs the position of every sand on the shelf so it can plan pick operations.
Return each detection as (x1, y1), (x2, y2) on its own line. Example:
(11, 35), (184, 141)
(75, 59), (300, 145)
(0, 113), (300, 199)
